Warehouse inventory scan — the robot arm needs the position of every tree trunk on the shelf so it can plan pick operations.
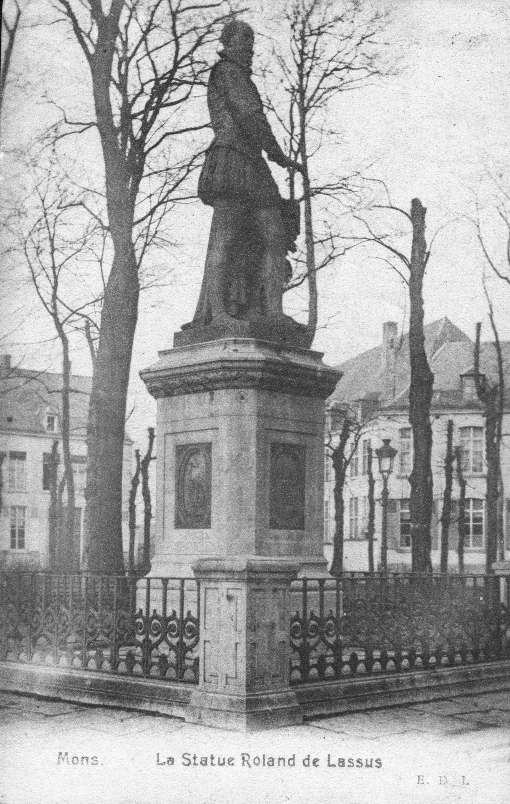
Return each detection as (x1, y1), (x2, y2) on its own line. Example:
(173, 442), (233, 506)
(497, 468), (505, 561)
(484, 409), (499, 573)
(455, 446), (466, 574)
(408, 198), (434, 573)
(440, 419), (454, 573)
(128, 449), (141, 575)
(330, 419), (350, 576)
(57, 326), (76, 571)
(473, 322), (502, 574)
(82, 14), (141, 573)
(140, 427), (155, 574)
(83, 242), (139, 572)
(299, 99), (317, 347)
(0, 452), (5, 515)
(48, 441), (59, 571)
(367, 444), (376, 572)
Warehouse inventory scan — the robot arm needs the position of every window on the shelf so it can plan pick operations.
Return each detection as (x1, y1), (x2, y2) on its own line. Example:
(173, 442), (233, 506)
(42, 453), (52, 491)
(8, 451), (26, 491)
(361, 496), (369, 536)
(465, 498), (484, 549)
(361, 439), (371, 475)
(349, 497), (359, 539)
(505, 500), (510, 550)
(459, 427), (484, 474)
(10, 506), (26, 549)
(46, 413), (57, 432)
(398, 428), (412, 475)
(72, 455), (87, 494)
(399, 499), (411, 548)
(349, 447), (359, 477)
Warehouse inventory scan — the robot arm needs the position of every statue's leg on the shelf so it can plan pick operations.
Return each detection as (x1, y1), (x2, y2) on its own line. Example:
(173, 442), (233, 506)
(194, 200), (246, 323)
(254, 205), (287, 317)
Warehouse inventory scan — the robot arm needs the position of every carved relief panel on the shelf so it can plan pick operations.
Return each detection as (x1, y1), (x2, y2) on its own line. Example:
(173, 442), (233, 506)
(175, 443), (212, 529)
(269, 443), (305, 530)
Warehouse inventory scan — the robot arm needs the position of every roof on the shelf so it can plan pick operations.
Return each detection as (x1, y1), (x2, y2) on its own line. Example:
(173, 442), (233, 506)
(0, 366), (91, 438)
(329, 317), (510, 411)
(0, 365), (132, 442)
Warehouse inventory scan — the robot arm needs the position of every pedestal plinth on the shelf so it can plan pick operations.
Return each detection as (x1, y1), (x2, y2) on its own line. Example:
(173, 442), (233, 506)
(140, 337), (340, 577)
(188, 557), (301, 730)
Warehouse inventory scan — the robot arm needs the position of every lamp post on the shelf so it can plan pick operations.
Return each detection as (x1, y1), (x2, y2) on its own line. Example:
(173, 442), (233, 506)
(375, 438), (397, 572)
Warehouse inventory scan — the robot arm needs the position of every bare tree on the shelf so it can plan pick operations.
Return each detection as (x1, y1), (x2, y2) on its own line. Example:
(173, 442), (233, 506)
(350, 197), (434, 572)
(366, 442), (375, 572)
(50, 0), (234, 572)
(472, 178), (509, 564)
(47, 440), (60, 570)
(473, 316), (505, 573)
(21, 175), (102, 570)
(327, 404), (371, 575)
(455, 445), (466, 574)
(0, 0), (22, 118)
(265, 0), (391, 343)
(439, 418), (454, 573)
(127, 448), (141, 575)
(472, 179), (510, 288)
(140, 426), (155, 573)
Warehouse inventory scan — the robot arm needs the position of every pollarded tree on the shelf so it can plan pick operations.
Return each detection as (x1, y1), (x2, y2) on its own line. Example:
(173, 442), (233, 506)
(351, 197), (435, 572)
(473, 315), (505, 573)
(439, 418), (454, 574)
(50, 0), (235, 571)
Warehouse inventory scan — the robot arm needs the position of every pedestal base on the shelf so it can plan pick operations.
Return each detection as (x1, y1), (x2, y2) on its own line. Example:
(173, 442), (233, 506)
(188, 557), (302, 730)
(187, 688), (303, 730)
(175, 315), (311, 349)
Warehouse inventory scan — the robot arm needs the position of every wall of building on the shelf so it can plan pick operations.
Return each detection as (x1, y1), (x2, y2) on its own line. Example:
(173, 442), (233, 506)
(324, 410), (510, 572)
(0, 431), (135, 570)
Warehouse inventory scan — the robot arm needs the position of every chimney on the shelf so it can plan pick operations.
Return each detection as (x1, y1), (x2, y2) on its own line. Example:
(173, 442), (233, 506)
(0, 354), (12, 374)
(381, 322), (397, 401)
(460, 370), (480, 403)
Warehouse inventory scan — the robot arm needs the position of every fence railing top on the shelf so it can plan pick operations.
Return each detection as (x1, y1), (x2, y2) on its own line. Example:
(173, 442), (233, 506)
(0, 571), (197, 582)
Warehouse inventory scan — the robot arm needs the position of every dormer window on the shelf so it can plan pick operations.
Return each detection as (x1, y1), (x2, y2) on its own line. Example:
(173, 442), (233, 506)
(46, 413), (57, 432)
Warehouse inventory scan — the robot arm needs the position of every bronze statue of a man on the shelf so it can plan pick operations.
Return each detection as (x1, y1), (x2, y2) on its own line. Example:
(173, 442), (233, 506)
(191, 19), (302, 329)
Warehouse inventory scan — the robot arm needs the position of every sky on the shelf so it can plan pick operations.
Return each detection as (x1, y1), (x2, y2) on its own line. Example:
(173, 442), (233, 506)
(1, 0), (509, 447)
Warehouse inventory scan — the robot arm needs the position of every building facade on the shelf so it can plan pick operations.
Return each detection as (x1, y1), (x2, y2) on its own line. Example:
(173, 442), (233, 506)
(324, 318), (510, 571)
(0, 355), (135, 569)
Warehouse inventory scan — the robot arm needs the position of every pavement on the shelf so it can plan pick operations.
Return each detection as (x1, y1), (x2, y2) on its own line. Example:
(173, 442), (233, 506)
(1, 689), (510, 804)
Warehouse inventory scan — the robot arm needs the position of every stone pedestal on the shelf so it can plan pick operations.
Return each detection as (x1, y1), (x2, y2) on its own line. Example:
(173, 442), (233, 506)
(187, 557), (302, 730)
(140, 338), (340, 577)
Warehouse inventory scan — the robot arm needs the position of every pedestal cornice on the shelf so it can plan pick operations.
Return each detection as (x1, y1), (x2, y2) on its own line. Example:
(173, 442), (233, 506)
(140, 338), (341, 400)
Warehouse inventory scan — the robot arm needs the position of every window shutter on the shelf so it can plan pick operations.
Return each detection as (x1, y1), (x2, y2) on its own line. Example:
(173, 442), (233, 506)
(506, 500), (510, 550)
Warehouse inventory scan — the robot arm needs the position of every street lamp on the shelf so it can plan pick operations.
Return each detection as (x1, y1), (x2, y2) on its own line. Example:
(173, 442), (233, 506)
(375, 438), (398, 572)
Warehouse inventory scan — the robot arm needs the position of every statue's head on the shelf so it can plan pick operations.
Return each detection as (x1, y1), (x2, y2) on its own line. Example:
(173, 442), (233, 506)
(220, 20), (254, 68)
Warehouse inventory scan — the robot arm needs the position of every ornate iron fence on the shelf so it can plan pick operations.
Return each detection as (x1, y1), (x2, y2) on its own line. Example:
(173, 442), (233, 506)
(290, 573), (510, 685)
(0, 573), (199, 683)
